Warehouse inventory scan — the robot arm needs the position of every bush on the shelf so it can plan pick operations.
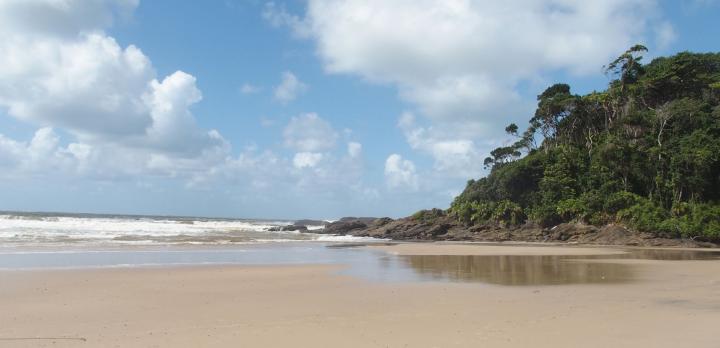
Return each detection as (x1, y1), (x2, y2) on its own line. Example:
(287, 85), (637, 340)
(449, 202), (474, 225)
(604, 191), (642, 214)
(556, 198), (586, 221)
(528, 204), (561, 227)
(470, 201), (495, 224)
(666, 203), (720, 240)
(492, 200), (526, 226)
(411, 208), (446, 224)
(617, 198), (669, 236)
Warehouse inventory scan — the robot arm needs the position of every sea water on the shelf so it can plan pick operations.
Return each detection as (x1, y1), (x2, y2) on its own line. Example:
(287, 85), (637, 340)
(0, 211), (368, 247)
(2, 211), (719, 286)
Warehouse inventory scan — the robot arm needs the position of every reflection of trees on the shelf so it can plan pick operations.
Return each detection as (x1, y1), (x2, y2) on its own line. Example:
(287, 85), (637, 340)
(617, 249), (720, 261)
(399, 249), (720, 285)
(400, 255), (635, 285)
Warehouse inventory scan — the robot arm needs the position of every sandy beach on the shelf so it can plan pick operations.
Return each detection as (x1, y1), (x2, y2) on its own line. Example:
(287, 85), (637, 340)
(1, 243), (719, 347)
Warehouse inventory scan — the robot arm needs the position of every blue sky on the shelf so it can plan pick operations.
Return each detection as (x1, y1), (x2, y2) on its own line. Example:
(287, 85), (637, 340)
(0, 0), (719, 219)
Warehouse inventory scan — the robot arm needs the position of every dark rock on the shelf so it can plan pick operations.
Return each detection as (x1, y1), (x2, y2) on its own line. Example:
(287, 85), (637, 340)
(319, 219), (369, 235)
(548, 223), (599, 241)
(371, 217), (394, 227)
(314, 211), (717, 248)
(338, 217), (378, 224)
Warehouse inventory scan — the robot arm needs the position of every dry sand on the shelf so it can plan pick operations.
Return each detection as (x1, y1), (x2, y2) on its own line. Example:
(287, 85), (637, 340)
(1, 244), (719, 347)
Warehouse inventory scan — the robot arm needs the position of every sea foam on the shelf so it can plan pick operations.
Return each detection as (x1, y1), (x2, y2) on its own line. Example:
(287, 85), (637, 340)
(0, 213), (364, 246)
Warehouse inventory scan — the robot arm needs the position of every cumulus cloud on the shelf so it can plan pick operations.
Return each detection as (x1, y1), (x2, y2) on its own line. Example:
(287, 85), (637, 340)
(293, 152), (323, 168)
(0, 127), (93, 178)
(262, 2), (311, 38)
(654, 21), (677, 50)
(0, 0), (376, 214)
(347, 142), (362, 157)
(267, 0), (674, 177)
(272, 0), (670, 117)
(0, 33), (154, 137)
(0, 0), (138, 39)
(398, 112), (486, 178)
(0, 0), (228, 180)
(0, 0), (412, 217)
(240, 83), (261, 94)
(283, 113), (338, 152)
(384, 154), (418, 190)
(274, 71), (307, 103)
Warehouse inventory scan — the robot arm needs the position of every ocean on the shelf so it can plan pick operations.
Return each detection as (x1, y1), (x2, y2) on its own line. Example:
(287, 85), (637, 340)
(0, 211), (371, 247)
(2, 212), (716, 284)
(0, 211), (390, 272)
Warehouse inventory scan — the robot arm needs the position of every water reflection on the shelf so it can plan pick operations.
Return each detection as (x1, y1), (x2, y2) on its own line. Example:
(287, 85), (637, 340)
(398, 255), (631, 285)
(599, 249), (720, 261)
(2, 242), (718, 287)
(394, 249), (720, 286)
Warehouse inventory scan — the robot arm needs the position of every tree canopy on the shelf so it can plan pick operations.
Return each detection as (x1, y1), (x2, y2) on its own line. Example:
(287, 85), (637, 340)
(450, 48), (720, 241)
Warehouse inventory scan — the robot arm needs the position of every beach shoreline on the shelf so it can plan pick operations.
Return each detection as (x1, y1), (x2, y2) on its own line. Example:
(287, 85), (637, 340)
(1, 242), (719, 347)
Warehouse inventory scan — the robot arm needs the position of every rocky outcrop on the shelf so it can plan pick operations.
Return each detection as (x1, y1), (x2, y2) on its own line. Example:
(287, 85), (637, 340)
(338, 217), (379, 224)
(314, 212), (717, 248)
(317, 219), (373, 235)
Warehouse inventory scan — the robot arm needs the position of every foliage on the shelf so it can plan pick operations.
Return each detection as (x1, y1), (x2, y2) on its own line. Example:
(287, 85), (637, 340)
(411, 208), (446, 224)
(449, 47), (720, 241)
(449, 200), (525, 226)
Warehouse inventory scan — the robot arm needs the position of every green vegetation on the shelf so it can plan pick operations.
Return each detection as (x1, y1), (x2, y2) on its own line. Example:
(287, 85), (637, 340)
(450, 47), (720, 241)
(411, 208), (446, 224)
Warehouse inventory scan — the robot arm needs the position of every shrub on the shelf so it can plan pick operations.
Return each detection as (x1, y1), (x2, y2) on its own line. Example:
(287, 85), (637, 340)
(617, 198), (669, 236)
(492, 200), (526, 226)
(411, 208), (446, 224)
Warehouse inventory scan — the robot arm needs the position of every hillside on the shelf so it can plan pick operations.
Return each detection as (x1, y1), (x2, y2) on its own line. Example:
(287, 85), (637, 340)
(320, 47), (720, 246)
(449, 46), (720, 242)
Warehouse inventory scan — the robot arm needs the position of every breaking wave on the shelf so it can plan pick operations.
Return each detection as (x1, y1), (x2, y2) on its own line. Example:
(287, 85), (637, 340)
(0, 212), (373, 246)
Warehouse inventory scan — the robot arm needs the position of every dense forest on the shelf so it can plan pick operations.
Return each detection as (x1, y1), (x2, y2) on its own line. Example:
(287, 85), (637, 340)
(449, 46), (720, 241)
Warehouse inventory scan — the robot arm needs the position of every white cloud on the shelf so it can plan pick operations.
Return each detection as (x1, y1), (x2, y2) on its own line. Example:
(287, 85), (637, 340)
(654, 21), (677, 50)
(293, 152), (323, 168)
(283, 113), (338, 152)
(274, 71), (307, 103)
(0, 0), (399, 217)
(347, 142), (362, 157)
(262, 2), (311, 38)
(398, 112), (486, 178)
(0, 33), (154, 137)
(0, 127), (94, 178)
(0, 0), (229, 180)
(384, 154), (418, 190)
(0, 0), (138, 39)
(268, 0), (673, 176)
(276, 0), (668, 115)
(0, 0), (376, 211)
(240, 83), (261, 94)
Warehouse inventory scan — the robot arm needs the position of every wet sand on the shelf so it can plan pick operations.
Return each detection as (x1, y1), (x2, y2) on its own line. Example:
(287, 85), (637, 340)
(1, 243), (719, 347)
(371, 242), (628, 256)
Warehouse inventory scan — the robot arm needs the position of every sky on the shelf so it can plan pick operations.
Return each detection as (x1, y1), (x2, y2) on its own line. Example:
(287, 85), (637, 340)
(0, 0), (719, 219)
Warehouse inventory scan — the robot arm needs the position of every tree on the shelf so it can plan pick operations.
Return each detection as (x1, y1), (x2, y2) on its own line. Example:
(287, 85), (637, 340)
(505, 123), (519, 136)
(605, 44), (648, 93)
(451, 47), (720, 241)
